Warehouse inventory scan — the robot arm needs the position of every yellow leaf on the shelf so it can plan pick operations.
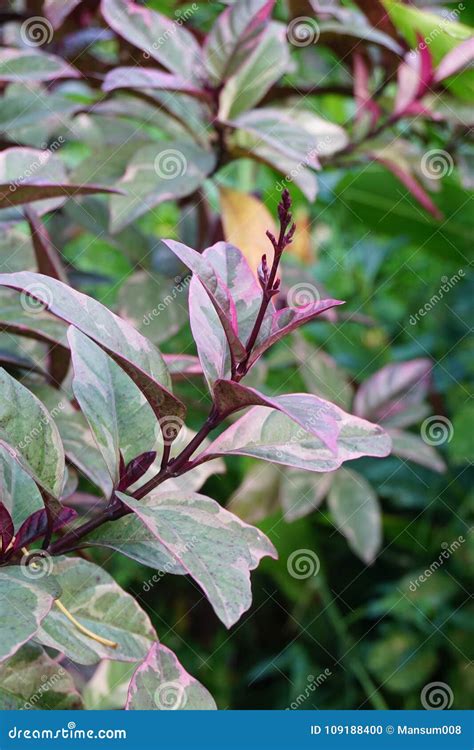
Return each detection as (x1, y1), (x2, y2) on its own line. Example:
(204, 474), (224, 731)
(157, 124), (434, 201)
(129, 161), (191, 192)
(289, 207), (313, 263)
(219, 187), (276, 276)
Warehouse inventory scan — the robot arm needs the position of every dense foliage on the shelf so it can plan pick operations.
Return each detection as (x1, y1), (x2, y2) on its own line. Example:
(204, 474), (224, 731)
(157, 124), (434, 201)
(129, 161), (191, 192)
(0, 0), (472, 711)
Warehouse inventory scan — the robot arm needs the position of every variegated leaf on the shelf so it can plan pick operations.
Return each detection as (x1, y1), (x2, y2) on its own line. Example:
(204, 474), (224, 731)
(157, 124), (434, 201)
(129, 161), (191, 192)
(0, 568), (61, 663)
(117, 491), (277, 628)
(0, 369), (65, 498)
(0, 273), (185, 427)
(37, 557), (156, 665)
(126, 642), (216, 710)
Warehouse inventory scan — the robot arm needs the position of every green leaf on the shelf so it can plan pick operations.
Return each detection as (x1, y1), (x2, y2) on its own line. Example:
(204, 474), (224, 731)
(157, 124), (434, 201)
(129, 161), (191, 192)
(367, 629), (437, 693)
(228, 462), (281, 524)
(83, 459), (226, 568)
(0, 147), (67, 221)
(69, 328), (159, 483)
(0, 48), (79, 83)
(0, 87), (79, 134)
(83, 660), (135, 710)
(0, 642), (83, 709)
(219, 23), (290, 118)
(0, 445), (43, 528)
(0, 288), (68, 349)
(0, 273), (185, 428)
(230, 108), (347, 166)
(37, 557), (156, 665)
(382, 0), (474, 100)
(336, 168), (473, 264)
(0, 369), (65, 498)
(52, 401), (113, 497)
(293, 338), (353, 411)
(118, 271), (188, 346)
(204, 0), (275, 83)
(327, 469), (381, 563)
(353, 359), (432, 428)
(117, 491), (277, 628)
(102, 0), (205, 83)
(281, 469), (333, 522)
(103, 68), (206, 97)
(203, 404), (391, 472)
(389, 429), (446, 473)
(0, 567), (61, 663)
(126, 642), (216, 710)
(109, 141), (216, 232)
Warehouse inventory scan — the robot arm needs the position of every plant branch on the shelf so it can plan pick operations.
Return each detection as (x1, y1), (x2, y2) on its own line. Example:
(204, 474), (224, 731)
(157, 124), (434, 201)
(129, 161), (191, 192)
(48, 194), (296, 558)
(236, 189), (295, 376)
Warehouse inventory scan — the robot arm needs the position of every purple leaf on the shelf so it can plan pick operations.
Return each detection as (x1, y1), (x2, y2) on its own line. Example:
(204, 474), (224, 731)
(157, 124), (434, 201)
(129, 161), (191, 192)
(13, 507), (77, 551)
(118, 451), (157, 491)
(0, 182), (122, 211)
(185, 242), (271, 388)
(126, 642), (217, 710)
(353, 358), (432, 427)
(202, 242), (270, 343)
(201, 405), (391, 472)
(392, 40), (433, 119)
(188, 276), (232, 387)
(162, 354), (202, 379)
(246, 298), (345, 367)
(101, 0), (204, 83)
(163, 240), (246, 360)
(45, 0), (82, 29)
(0, 502), (14, 555)
(416, 32), (434, 98)
(434, 37), (474, 83)
(103, 68), (207, 98)
(228, 108), (322, 169)
(371, 155), (443, 220)
(388, 428), (446, 473)
(204, 0), (275, 83)
(0, 273), (186, 426)
(213, 380), (341, 454)
(353, 53), (381, 128)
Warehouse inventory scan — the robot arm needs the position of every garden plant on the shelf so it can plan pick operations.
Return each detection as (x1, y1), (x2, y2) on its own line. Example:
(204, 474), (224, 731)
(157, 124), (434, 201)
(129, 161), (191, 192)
(0, 0), (472, 712)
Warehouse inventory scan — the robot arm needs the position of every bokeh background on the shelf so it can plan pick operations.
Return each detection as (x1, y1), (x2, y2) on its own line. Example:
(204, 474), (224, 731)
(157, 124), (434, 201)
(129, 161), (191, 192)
(0, 0), (472, 710)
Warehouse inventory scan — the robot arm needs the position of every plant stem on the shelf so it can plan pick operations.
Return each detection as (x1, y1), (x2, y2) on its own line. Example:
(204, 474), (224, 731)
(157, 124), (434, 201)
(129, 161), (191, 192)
(47, 195), (294, 557)
(48, 406), (224, 556)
